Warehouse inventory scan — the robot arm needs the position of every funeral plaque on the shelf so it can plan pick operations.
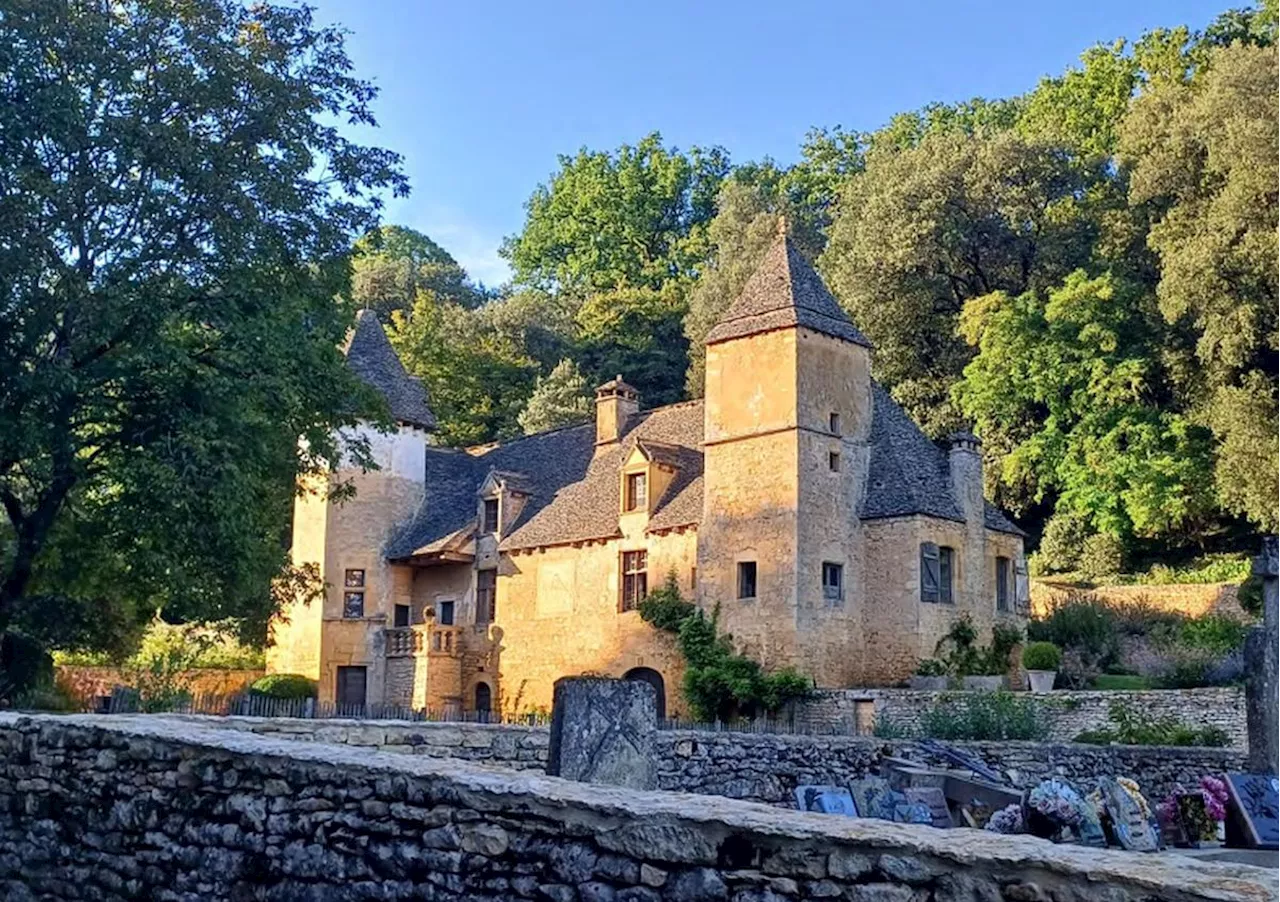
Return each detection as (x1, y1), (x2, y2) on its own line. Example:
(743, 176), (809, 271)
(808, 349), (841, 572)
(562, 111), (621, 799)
(1225, 773), (1280, 850)
(794, 785), (857, 816)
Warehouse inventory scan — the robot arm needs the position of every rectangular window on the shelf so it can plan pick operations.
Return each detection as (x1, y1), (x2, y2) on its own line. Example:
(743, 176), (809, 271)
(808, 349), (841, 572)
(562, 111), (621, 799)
(438, 599), (455, 626)
(995, 556), (1011, 612)
(737, 561), (757, 600)
(829, 412), (841, 434)
(620, 550), (648, 611)
(476, 569), (497, 624)
(393, 604), (410, 628)
(482, 498), (499, 534)
(822, 561), (844, 604)
(344, 569), (365, 588)
(920, 543), (940, 603)
(342, 591), (365, 619)
(828, 451), (841, 472)
(690, 565), (697, 589)
(624, 472), (648, 512)
(939, 546), (955, 604)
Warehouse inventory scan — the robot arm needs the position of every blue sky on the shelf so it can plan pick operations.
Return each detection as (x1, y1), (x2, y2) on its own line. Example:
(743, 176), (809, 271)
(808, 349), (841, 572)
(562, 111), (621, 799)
(313, 0), (1231, 286)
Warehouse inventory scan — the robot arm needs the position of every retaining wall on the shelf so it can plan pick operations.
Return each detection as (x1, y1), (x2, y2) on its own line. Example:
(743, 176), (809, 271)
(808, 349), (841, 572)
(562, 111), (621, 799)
(0, 713), (1271, 902)
(56, 666), (265, 702)
(798, 687), (1248, 748)
(152, 714), (1243, 808)
(1029, 580), (1244, 618)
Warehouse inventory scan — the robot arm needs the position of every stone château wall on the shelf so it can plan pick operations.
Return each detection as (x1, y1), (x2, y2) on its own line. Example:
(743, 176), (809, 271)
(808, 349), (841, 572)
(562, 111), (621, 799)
(797, 687), (1248, 748)
(151, 714), (1243, 808)
(0, 713), (1270, 902)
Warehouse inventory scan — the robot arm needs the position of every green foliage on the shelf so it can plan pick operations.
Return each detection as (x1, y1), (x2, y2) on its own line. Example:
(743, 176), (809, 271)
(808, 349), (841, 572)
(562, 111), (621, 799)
(637, 573), (697, 633)
(351, 225), (488, 319)
(1178, 614), (1250, 655)
(1022, 642), (1063, 671)
(502, 133), (729, 295)
(57, 620), (266, 671)
(1238, 572), (1264, 617)
(1079, 534), (1126, 580)
(919, 691), (1053, 741)
(573, 284), (690, 407)
(934, 615), (1019, 677)
(914, 658), (947, 677)
(250, 673), (318, 700)
(0, 0), (405, 679)
(637, 580), (813, 721)
(518, 359), (592, 435)
(1027, 594), (1122, 671)
(1036, 516), (1088, 574)
(1090, 674), (1154, 690)
(1074, 701), (1230, 747)
(1137, 553), (1252, 585)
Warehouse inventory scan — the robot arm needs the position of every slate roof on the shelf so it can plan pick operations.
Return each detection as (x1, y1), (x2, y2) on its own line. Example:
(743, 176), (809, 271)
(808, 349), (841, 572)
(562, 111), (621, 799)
(345, 310), (436, 430)
(387, 381), (1022, 560)
(704, 231), (873, 348)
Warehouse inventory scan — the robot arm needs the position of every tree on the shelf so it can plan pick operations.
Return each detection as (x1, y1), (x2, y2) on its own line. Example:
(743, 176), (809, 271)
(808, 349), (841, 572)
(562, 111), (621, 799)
(351, 225), (486, 319)
(573, 284), (689, 408)
(1120, 41), (1279, 530)
(0, 0), (405, 685)
(501, 133), (730, 295)
(518, 359), (593, 435)
(955, 271), (1217, 548)
(820, 131), (1100, 436)
(682, 179), (823, 396)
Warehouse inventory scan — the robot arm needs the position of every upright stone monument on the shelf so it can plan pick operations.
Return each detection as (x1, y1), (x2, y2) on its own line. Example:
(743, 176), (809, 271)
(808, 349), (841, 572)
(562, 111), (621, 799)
(547, 676), (657, 789)
(1245, 536), (1278, 775)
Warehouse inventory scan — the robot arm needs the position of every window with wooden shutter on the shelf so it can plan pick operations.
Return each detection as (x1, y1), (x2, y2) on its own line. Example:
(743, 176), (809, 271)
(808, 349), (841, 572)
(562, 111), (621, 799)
(920, 543), (940, 603)
(939, 546), (955, 604)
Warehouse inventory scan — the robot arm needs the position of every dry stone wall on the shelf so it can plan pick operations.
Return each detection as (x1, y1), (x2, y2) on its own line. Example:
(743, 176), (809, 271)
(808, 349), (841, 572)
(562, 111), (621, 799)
(151, 715), (1242, 809)
(0, 713), (1272, 902)
(798, 687), (1248, 748)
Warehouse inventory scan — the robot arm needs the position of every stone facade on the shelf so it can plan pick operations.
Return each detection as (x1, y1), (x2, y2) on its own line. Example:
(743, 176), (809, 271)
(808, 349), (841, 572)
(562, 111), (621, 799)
(797, 687), (1249, 749)
(269, 234), (1028, 718)
(1, 713), (1271, 902)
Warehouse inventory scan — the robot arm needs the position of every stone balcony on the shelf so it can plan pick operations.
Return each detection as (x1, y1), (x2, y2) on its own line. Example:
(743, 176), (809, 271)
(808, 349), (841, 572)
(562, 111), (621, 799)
(383, 625), (462, 658)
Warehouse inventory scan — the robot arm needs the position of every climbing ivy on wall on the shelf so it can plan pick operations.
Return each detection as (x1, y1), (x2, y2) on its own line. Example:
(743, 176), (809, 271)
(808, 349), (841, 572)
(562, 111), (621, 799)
(638, 573), (814, 721)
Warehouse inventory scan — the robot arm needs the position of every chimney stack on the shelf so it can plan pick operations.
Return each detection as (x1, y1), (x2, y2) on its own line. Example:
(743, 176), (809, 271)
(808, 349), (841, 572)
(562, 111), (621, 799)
(595, 375), (639, 445)
(947, 431), (984, 522)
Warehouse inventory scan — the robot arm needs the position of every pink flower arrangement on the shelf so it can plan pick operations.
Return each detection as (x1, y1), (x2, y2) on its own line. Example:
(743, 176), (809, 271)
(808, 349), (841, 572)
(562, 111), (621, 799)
(1200, 776), (1228, 823)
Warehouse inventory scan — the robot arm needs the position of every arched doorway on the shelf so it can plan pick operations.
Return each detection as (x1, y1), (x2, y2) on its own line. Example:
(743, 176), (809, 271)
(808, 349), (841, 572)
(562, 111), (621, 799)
(622, 667), (666, 721)
(474, 682), (492, 721)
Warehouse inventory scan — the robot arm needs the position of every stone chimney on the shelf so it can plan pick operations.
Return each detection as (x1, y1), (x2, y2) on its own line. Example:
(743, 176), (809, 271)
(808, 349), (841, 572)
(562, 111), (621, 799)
(947, 431), (984, 522)
(595, 375), (639, 445)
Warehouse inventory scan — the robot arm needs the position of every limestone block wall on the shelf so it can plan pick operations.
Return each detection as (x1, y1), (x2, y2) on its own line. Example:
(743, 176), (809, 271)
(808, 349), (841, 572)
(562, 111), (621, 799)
(1, 713), (1269, 902)
(1030, 579), (1246, 618)
(797, 687), (1249, 748)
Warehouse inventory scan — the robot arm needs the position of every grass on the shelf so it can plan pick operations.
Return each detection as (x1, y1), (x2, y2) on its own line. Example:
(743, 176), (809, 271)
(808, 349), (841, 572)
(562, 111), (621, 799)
(1090, 674), (1155, 690)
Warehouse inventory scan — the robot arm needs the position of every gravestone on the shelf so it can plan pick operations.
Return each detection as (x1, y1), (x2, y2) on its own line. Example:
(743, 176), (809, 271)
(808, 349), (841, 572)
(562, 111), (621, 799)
(795, 785), (857, 815)
(1224, 773), (1280, 850)
(1098, 777), (1160, 853)
(905, 787), (953, 829)
(1245, 537), (1278, 775)
(547, 676), (656, 789)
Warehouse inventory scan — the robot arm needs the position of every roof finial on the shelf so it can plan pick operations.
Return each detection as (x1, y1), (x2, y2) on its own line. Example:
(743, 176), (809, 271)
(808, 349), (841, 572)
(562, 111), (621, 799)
(776, 214), (789, 240)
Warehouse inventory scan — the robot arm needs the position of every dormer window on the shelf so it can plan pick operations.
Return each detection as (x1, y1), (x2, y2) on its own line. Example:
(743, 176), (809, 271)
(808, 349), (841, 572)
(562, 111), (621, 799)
(624, 471), (648, 512)
(482, 498), (499, 534)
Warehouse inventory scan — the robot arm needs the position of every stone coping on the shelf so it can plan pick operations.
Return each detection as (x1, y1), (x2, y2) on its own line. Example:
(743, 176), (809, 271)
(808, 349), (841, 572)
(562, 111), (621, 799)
(1, 712), (1273, 902)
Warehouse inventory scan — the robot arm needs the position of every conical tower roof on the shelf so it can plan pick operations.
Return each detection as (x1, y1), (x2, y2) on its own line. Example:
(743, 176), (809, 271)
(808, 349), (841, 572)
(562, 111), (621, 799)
(344, 309), (436, 430)
(705, 224), (872, 348)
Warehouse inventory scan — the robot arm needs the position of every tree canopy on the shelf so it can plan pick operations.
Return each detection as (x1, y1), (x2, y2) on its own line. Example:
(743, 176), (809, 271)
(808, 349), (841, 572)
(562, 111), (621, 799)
(0, 0), (405, 686)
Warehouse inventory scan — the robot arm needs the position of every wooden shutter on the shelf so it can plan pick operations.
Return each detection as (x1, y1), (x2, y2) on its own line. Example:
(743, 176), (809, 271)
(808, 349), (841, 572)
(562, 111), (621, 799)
(920, 543), (940, 603)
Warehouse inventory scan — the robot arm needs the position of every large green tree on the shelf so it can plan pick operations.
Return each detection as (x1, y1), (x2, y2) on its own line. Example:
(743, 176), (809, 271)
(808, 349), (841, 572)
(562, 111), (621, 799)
(820, 131), (1101, 436)
(518, 359), (593, 435)
(0, 0), (405, 678)
(351, 224), (487, 319)
(1121, 39), (1278, 531)
(501, 133), (730, 296)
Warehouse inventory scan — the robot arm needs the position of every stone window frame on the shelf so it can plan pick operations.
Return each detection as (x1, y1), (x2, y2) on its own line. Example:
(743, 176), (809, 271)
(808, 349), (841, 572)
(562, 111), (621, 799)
(737, 560), (758, 601)
(620, 549), (648, 612)
(920, 543), (956, 605)
(995, 555), (1011, 612)
(829, 411), (841, 435)
(476, 568), (497, 625)
(623, 470), (648, 513)
(822, 561), (844, 605)
(481, 497), (500, 534)
(828, 450), (841, 472)
(342, 567), (368, 619)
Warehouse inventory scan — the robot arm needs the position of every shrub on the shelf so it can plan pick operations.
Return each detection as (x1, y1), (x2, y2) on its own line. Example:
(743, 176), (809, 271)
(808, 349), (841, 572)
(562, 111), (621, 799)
(637, 572), (696, 632)
(250, 674), (317, 700)
(919, 691), (1053, 741)
(1238, 572), (1264, 617)
(982, 623), (1024, 675)
(1137, 553), (1251, 586)
(1038, 515), (1088, 573)
(1027, 593), (1120, 669)
(1079, 533), (1125, 580)
(1022, 642), (1062, 671)
(915, 658), (947, 677)
(1072, 701), (1229, 747)
(873, 712), (915, 739)
(934, 615), (981, 676)
(1179, 614), (1249, 655)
